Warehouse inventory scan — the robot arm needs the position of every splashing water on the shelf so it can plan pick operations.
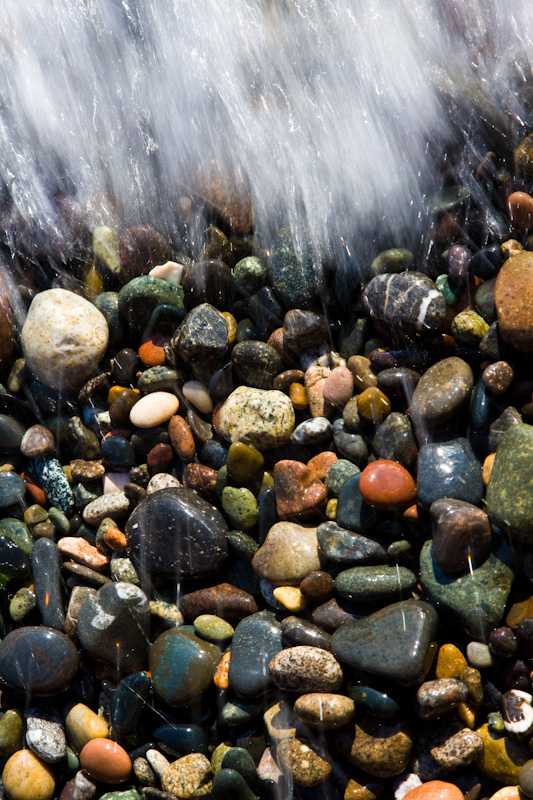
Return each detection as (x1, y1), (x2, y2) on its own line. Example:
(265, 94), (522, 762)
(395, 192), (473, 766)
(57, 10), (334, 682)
(1, 0), (533, 268)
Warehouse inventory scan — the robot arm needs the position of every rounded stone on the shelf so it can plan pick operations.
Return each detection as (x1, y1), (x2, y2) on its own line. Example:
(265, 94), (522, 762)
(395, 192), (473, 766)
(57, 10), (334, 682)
(410, 357), (474, 430)
(276, 739), (332, 787)
(252, 521), (321, 586)
(21, 289), (109, 391)
(269, 646), (343, 692)
(359, 460), (416, 511)
(218, 386), (295, 450)
(486, 424), (533, 543)
(508, 191), (533, 229)
(430, 498), (492, 573)
(335, 714), (413, 778)
(80, 739), (132, 784)
(64, 703), (109, 751)
(363, 271), (446, 333)
(495, 251), (533, 352)
(294, 693), (354, 729)
(0, 627), (79, 695)
(129, 391), (179, 428)
(126, 487), (228, 578)
(2, 750), (55, 800)
(149, 628), (221, 707)
(402, 782), (464, 800)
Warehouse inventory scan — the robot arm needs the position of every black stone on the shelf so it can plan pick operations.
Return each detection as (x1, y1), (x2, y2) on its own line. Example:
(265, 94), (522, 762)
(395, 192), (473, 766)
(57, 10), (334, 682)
(0, 627), (79, 695)
(231, 341), (282, 390)
(281, 616), (332, 651)
(174, 303), (228, 365)
(182, 260), (234, 309)
(417, 438), (483, 508)
(111, 671), (151, 735)
(31, 538), (65, 632)
(363, 271), (446, 333)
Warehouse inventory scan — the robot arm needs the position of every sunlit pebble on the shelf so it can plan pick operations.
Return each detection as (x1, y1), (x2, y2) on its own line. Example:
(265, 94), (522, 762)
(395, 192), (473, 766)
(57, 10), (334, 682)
(507, 191), (533, 230)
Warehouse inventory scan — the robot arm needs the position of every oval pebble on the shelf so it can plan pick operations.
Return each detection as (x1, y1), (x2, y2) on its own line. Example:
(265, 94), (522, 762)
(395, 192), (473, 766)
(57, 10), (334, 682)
(2, 750), (55, 800)
(129, 391), (180, 428)
(80, 739), (132, 784)
(269, 645), (343, 692)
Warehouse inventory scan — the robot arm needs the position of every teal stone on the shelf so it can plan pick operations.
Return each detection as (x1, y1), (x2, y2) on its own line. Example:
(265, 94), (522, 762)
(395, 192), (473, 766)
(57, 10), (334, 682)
(419, 537), (515, 639)
(92, 291), (122, 346)
(436, 274), (458, 304)
(331, 600), (438, 686)
(0, 518), (33, 555)
(486, 423), (533, 543)
(222, 487), (258, 532)
(221, 748), (257, 787)
(220, 697), (263, 727)
(324, 460), (360, 497)
(118, 276), (185, 328)
(149, 628), (221, 707)
(317, 522), (387, 566)
(0, 471), (25, 508)
(111, 671), (151, 735)
(470, 379), (490, 432)
(227, 530), (259, 564)
(154, 723), (208, 756)
(336, 473), (377, 533)
(28, 458), (74, 514)
(334, 565), (417, 604)
(266, 227), (322, 309)
(212, 768), (259, 800)
(228, 611), (283, 697)
(347, 682), (400, 718)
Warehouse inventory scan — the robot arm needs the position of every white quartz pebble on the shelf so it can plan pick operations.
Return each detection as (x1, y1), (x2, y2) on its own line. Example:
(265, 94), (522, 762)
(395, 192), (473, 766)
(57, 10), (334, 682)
(129, 391), (179, 428)
(149, 261), (184, 285)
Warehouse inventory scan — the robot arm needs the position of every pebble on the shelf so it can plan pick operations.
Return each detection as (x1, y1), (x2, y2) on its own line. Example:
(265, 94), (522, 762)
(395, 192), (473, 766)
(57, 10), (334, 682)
(416, 678), (468, 719)
(305, 365), (332, 418)
(0, 470), (25, 507)
(363, 271), (446, 333)
(161, 752), (212, 798)
(430, 498), (492, 573)
(275, 739), (332, 787)
(0, 626), (79, 694)
(129, 391), (180, 428)
(20, 425), (55, 458)
(334, 565), (417, 603)
(80, 739), (132, 783)
(64, 703), (110, 751)
(252, 521), (321, 585)
(57, 536), (110, 570)
(26, 705), (67, 763)
(317, 521), (387, 566)
(294, 693), (354, 728)
(322, 365), (354, 407)
(359, 459), (416, 510)
(21, 289), (109, 391)
(335, 713), (414, 778)
(417, 438), (483, 507)
(2, 749), (56, 800)
(218, 386), (295, 449)
(228, 611), (282, 697)
(409, 356), (474, 432)
(495, 250), (533, 351)
(268, 645), (343, 692)
(273, 459), (327, 519)
(402, 782), (464, 800)
(149, 628), (221, 707)
(487, 423), (533, 543)
(476, 722), (529, 784)
(31, 537), (65, 631)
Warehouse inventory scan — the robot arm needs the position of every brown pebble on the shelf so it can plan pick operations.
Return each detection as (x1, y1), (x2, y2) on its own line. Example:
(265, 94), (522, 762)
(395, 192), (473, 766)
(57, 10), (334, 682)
(62, 561), (113, 585)
(182, 463), (217, 500)
(274, 370), (306, 393)
(508, 191), (533, 229)
(289, 382), (308, 411)
(168, 415), (196, 462)
(273, 460), (328, 520)
(482, 361), (514, 394)
(179, 582), (258, 622)
(305, 366), (332, 418)
(120, 224), (173, 282)
(300, 571), (334, 599)
(70, 459), (106, 482)
(20, 425), (56, 458)
(347, 355), (378, 392)
(147, 443), (174, 476)
(266, 328), (286, 362)
(430, 498), (492, 573)
(276, 739), (332, 787)
(322, 366), (354, 407)
(109, 388), (141, 428)
(80, 739), (132, 783)
(357, 386), (391, 423)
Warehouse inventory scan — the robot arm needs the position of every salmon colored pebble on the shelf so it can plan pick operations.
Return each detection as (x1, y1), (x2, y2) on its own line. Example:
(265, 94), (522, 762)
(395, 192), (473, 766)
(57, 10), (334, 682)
(80, 738), (132, 784)
(102, 525), (128, 552)
(488, 788), (522, 800)
(21, 473), (47, 506)
(168, 415), (196, 462)
(307, 451), (338, 480)
(403, 780), (464, 800)
(214, 651), (231, 689)
(508, 191), (533, 229)
(359, 459), (416, 511)
(289, 382), (308, 411)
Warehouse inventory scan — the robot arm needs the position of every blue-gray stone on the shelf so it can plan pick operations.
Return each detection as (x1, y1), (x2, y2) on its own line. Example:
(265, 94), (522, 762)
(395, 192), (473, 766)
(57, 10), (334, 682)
(111, 671), (151, 735)
(228, 611), (283, 697)
(31, 538), (65, 632)
(0, 472), (25, 508)
(154, 724), (208, 756)
(317, 521), (387, 566)
(417, 438), (483, 507)
(336, 473), (377, 533)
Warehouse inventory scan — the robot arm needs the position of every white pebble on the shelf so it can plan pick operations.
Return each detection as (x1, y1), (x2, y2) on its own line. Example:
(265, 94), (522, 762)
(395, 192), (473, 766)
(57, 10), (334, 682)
(129, 391), (179, 428)
(466, 640), (494, 669)
(147, 473), (181, 493)
(394, 773), (422, 800)
(149, 261), (184, 285)
(83, 492), (130, 526)
(182, 381), (213, 414)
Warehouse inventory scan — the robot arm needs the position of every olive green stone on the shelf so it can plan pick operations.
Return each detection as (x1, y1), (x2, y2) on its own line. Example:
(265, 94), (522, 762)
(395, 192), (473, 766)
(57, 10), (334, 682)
(486, 423), (533, 543)
(100, 792), (141, 800)
(476, 723), (529, 785)
(211, 743), (233, 775)
(118, 275), (185, 328)
(48, 507), (70, 536)
(324, 460), (359, 497)
(451, 309), (490, 346)
(9, 586), (36, 622)
(368, 248), (413, 278)
(334, 566), (417, 604)
(0, 709), (24, 758)
(226, 443), (265, 485)
(137, 365), (181, 393)
(194, 614), (234, 643)
(410, 356), (473, 430)
(0, 518), (33, 555)
(149, 628), (221, 707)
(24, 505), (49, 527)
(419, 537), (514, 639)
(221, 748), (257, 788)
(222, 487), (258, 532)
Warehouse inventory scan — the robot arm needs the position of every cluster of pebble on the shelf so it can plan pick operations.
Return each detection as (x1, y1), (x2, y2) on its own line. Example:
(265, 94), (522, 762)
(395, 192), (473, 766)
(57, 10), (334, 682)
(4, 137), (533, 800)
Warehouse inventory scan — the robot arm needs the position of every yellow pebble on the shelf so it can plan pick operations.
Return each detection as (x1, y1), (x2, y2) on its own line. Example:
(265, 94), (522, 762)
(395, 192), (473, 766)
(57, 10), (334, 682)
(325, 498), (338, 520)
(435, 643), (468, 680)
(2, 750), (55, 800)
(65, 702), (109, 752)
(289, 382), (308, 411)
(84, 262), (104, 299)
(476, 723), (529, 784)
(456, 700), (477, 729)
(483, 453), (495, 486)
(273, 586), (309, 612)
(214, 651), (231, 690)
(222, 312), (238, 346)
(501, 238), (523, 260)
(506, 596), (533, 629)
(356, 386), (391, 423)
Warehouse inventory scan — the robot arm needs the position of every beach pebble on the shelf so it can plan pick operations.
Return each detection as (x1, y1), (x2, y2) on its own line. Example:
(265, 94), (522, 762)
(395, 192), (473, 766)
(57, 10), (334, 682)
(276, 739), (332, 787)
(252, 521), (321, 585)
(218, 386), (295, 449)
(269, 646), (343, 692)
(21, 289), (109, 391)
(359, 459), (416, 510)
(129, 392), (179, 428)
(402, 781), (464, 800)
(80, 739), (132, 784)
(26, 706), (67, 763)
(2, 750), (55, 800)
(363, 271), (446, 333)
(65, 703), (109, 751)
(82, 492), (130, 525)
(495, 251), (533, 351)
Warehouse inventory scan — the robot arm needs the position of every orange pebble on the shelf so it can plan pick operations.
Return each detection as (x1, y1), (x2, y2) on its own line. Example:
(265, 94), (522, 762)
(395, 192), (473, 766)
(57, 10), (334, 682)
(483, 453), (495, 486)
(22, 472), (47, 506)
(289, 382), (308, 411)
(107, 385), (129, 405)
(138, 332), (169, 367)
(307, 451), (338, 481)
(403, 780), (464, 800)
(103, 525), (128, 552)
(359, 459), (416, 511)
(508, 190), (533, 229)
(214, 651), (231, 689)
(356, 386), (391, 423)
(403, 504), (419, 523)
(80, 738), (132, 784)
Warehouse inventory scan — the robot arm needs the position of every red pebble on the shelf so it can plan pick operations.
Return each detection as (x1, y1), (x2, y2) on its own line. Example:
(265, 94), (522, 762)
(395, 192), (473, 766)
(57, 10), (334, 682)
(273, 459), (327, 520)
(359, 459), (416, 511)
(307, 451), (338, 481)
(80, 738), (132, 784)
(21, 472), (47, 506)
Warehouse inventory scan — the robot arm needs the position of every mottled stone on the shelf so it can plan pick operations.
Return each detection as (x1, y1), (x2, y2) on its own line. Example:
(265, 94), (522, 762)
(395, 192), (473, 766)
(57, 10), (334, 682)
(331, 600), (438, 685)
(150, 628), (220, 707)
(317, 521), (387, 566)
(118, 275), (185, 328)
(294, 693), (354, 729)
(21, 289), (109, 391)
(420, 537), (515, 639)
(276, 739), (332, 787)
(416, 679), (468, 720)
(29, 458), (74, 513)
(179, 583), (258, 623)
(231, 340), (281, 390)
(0, 414), (26, 454)
(26, 705), (67, 763)
(363, 271), (446, 333)
(0, 626), (79, 694)
(252, 522), (321, 585)
(126, 487), (228, 578)
(273, 460), (327, 520)
(77, 582), (150, 670)
(335, 714), (413, 778)
(430, 498), (492, 573)
(486, 424), (533, 543)
(228, 611), (283, 697)
(494, 251), (533, 352)
(0, 470), (25, 507)
(20, 425), (55, 458)
(269, 646), (343, 692)
(174, 303), (228, 365)
(65, 702), (109, 751)
(410, 357), (474, 431)
(2, 750), (55, 800)
(266, 227), (322, 309)
(218, 387), (295, 450)
(334, 565), (417, 604)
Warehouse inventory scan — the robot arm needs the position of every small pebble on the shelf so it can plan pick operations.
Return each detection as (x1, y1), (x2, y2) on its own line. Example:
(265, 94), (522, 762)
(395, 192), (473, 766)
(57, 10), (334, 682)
(129, 392), (180, 428)
(2, 750), (55, 800)
(80, 739), (132, 784)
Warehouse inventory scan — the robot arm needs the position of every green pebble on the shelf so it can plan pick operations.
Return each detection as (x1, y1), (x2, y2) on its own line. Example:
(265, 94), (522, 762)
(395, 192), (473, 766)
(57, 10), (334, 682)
(222, 487), (258, 532)
(137, 366), (181, 394)
(67, 416), (100, 460)
(48, 507), (70, 536)
(110, 558), (140, 585)
(369, 248), (413, 277)
(324, 460), (359, 497)
(211, 742), (233, 775)
(436, 273), (458, 305)
(227, 530), (259, 564)
(0, 709), (24, 758)
(233, 256), (267, 294)
(66, 747), (80, 772)
(488, 712), (505, 732)
(194, 614), (234, 643)
(100, 791), (141, 800)
(0, 518), (33, 555)
(118, 275), (185, 328)
(216, 465), (229, 497)
(93, 291), (122, 346)
(9, 587), (36, 622)
(451, 309), (490, 346)
(24, 505), (49, 527)
(221, 697), (263, 727)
